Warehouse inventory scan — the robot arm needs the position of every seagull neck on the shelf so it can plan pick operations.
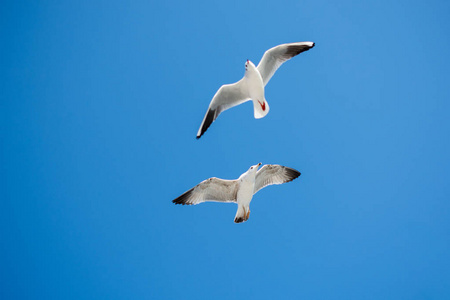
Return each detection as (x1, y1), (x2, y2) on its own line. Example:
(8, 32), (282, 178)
(245, 64), (258, 78)
(239, 171), (256, 183)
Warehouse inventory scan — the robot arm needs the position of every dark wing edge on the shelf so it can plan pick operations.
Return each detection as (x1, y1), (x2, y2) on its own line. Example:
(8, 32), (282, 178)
(254, 165), (301, 194)
(283, 167), (301, 183)
(196, 105), (223, 139)
(196, 80), (249, 139)
(283, 42), (315, 60)
(257, 42), (315, 86)
(172, 178), (238, 205)
(172, 187), (196, 205)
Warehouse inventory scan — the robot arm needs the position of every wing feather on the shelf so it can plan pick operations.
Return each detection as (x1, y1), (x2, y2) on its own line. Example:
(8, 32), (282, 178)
(173, 177), (239, 205)
(256, 42), (315, 86)
(254, 165), (301, 194)
(196, 79), (250, 138)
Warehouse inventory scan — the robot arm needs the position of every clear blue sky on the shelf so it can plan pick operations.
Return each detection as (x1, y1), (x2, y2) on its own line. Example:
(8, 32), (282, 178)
(2, 0), (450, 299)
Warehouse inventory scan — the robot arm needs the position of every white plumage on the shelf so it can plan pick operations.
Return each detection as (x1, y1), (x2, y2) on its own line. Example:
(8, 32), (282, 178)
(173, 163), (301, 223)
(196, 42), (315, 139)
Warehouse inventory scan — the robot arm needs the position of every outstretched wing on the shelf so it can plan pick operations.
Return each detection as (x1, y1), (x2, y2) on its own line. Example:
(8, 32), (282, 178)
(173, 177), (239, 205)
(254, 164), (301, 194)
(197, 79), (250, 139)
(256, 42), (315, 86)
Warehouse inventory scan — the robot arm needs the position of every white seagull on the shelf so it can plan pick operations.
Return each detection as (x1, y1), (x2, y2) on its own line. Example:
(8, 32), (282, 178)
(172, 163), (301, 223)
(196, 41), (315, 139)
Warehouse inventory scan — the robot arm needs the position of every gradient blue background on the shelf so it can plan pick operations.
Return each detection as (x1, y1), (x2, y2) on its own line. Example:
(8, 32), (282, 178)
(2, 1), (450, 299)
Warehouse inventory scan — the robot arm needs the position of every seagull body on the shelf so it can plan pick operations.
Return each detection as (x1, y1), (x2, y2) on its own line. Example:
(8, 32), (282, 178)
(172, 163), (301, 223)
(196, 41), (315, 139)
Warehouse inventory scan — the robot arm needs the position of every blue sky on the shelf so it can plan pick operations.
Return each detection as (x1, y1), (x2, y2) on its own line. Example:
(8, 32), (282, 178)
(2, 0), (450, 299)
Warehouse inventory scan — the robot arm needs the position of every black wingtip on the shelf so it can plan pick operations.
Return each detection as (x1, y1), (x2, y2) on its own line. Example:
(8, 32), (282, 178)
(172, 198), (185, 205)
(173, 200), (187, 205)
(286, 43), (315, 57)
(285, 167), (301, 182)
(196, 108), (216, 140)
(172, 188), (195, 205)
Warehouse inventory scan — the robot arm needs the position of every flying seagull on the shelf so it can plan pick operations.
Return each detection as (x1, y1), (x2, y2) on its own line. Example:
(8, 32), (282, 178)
(172, 163), (301, 223)
(196, 41), (315, 139)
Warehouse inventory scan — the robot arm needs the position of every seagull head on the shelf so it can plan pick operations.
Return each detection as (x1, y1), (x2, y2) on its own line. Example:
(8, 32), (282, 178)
(240, 163), (262, 181)
(249, 162), (262, 172)
(245, 59), (254, 71)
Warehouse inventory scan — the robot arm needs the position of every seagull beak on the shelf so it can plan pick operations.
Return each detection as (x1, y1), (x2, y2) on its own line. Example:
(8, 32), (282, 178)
(258, 162), (262, 166)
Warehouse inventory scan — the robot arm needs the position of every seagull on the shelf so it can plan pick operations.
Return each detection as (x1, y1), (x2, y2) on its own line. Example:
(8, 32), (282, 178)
(196, 41), (315, 139)
(172, 163), (301, 223)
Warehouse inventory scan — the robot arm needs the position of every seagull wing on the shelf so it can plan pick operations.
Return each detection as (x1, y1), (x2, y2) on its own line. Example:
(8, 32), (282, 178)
(196, 79), (250, 139)
(256, 42), (315, 86)
(254, 164), (301, 194)
(173, 177), (239, 205)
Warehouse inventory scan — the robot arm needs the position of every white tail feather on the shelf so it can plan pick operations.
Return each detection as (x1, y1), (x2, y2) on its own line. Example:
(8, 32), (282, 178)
(253, 99), (270, 119)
